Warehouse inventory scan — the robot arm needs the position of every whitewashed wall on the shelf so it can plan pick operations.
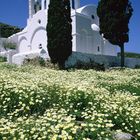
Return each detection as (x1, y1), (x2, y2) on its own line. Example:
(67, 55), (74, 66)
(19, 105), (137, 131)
(9, 3), (118, 65)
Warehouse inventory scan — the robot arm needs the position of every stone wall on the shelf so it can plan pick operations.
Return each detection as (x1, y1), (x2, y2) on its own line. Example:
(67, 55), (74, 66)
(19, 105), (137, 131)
(65, 52), (140, 68)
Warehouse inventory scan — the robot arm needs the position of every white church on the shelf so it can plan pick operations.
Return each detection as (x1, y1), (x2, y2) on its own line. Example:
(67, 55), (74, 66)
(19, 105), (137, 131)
(9, 0), (117, 65)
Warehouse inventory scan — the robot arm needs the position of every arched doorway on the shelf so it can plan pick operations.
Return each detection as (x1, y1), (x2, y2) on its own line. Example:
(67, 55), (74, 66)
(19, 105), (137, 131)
(19, 37), (30, 53)
(30, 27), (47, 52)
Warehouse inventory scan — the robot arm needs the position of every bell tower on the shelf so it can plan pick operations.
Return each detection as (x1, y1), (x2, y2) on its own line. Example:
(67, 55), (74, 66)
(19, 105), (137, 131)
(71, 0), (80, 9)
(29, 0), (35, 19)
(29, 0), (51, 19)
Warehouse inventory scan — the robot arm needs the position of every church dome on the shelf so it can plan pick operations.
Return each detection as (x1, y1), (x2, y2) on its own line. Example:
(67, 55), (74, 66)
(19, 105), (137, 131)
(91, 24), (100, 32)
(76, 4), (99, 25)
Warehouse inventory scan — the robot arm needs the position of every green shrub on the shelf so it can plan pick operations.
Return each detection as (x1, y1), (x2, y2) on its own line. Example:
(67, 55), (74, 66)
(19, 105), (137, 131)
(72, 59), (105, 71)
(135, 65), (140, 69)
(23, 57), (60, 69)
(38, 57), (46, 66)
(3, 41), (17, 50)
(0, 56), (7, 62)
(24, 57), (105, 71)
(23, 57), (46, 67)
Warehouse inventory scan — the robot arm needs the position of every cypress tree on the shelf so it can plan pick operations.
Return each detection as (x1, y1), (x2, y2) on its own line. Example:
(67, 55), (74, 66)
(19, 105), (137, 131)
(97, 0), (133, 67)
(47, 0), (72, 68)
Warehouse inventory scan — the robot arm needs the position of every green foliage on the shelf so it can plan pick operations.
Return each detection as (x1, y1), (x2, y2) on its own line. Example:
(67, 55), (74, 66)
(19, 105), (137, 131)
(38, 57), (46, 66)
(135, 65), (140, 69)
(70, 59), (105, 71)
(97, 0), (133, 46)
(0, 22), (22, 38)
(47, 0), (72, 68)
(23, 57), (46, 67)
(118, 52), (140, 59)
(0, 63), (140, 139)
(97, 0), (133, 67)
(3, 41), (17, 50)
(23, 57), (59, 69)
(0, 56), (7, 62)
(23, 57), (105, 71)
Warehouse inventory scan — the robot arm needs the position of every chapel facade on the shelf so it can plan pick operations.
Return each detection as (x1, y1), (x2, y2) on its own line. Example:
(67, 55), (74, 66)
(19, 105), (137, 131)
(9, 0), (117, 64)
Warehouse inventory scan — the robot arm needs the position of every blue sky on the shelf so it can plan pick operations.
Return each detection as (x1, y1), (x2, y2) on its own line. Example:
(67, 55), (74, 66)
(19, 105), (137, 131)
(0, 0), (139, 53)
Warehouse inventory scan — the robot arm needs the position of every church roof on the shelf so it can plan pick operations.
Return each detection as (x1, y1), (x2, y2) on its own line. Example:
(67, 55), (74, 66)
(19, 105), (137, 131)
(76, 4), (97, 14)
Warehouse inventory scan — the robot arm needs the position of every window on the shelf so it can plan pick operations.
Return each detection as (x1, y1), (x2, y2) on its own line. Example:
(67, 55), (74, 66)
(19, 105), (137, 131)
(34, 1), (41, 13)
(72, 0), (75, 9)
(38, 19), (41, 24)
(97, 46), (100, 52)
(91, 15), (95, 20)
(34, 4), (37, 13)
(39, 44), (42, 49)
(44, 0), (46, 9)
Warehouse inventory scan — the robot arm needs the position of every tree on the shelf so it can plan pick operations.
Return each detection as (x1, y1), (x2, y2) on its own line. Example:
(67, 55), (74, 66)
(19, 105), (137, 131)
(47, 0), (72, 68)
(0, 22), (21, 38)
(97, 0), (133, 67)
